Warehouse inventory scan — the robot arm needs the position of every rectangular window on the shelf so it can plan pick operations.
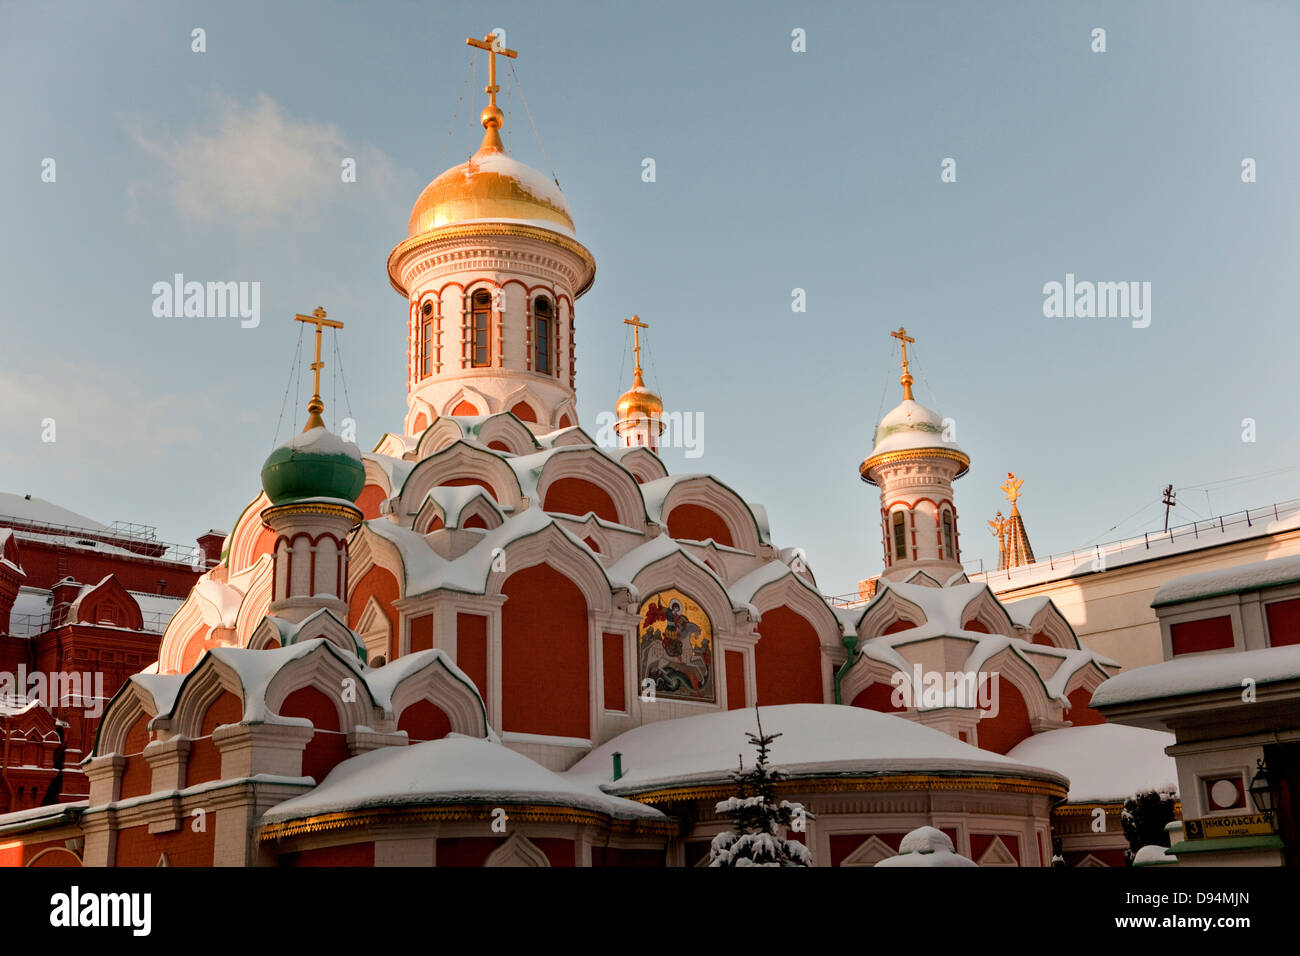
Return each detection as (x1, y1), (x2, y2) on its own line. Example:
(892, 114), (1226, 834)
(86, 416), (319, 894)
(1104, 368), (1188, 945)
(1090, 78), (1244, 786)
(893, 511), (907, 559)
(469, 291), (492, 368)
(421, 321), (433, 378)
(942, 512), (954, 560)
(535, 317), (550, 373)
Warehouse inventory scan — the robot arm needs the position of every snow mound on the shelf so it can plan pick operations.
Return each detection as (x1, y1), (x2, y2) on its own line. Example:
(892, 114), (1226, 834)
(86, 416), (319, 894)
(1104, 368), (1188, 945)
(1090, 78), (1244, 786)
(876, 826), (978, 867)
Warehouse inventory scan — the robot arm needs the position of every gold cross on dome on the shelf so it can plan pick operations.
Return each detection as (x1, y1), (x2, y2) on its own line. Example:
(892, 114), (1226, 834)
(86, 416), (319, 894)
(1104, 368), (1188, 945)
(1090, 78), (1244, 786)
(890, 327), (915, 400)
(466, 31), (518, 109)
(624, 315), (649, 381)
(293, 307), (344, 431)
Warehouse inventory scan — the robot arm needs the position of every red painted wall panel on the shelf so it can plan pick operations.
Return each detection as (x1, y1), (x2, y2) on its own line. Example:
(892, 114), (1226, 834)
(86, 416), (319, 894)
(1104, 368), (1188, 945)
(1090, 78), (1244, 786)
(1170, 615), (1234, 655)
(501, 565), (589, 737)
(754, 606), (823, 706)
(1265, 598), (1300, 647)
(602, 632), (625, 712)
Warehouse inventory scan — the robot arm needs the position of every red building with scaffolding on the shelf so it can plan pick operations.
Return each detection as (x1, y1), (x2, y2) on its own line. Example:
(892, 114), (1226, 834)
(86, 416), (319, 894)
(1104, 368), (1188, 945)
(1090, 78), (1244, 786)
(0, 493), (216, 812)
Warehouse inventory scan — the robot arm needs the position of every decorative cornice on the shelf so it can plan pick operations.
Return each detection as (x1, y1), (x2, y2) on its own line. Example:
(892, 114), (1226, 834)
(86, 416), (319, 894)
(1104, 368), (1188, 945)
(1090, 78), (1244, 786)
(860, 447), (972, 485)
(257, 802), (677, 842)
(624, 772), (1067, 806)
(261, 501), (362, 527)
(388, 224), (597, 298)
(1054, 800), (1182, 818)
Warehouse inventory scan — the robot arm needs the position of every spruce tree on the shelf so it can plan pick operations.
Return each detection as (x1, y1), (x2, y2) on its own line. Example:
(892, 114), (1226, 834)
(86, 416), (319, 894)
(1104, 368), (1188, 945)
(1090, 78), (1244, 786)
(1121, 788), (1176, 865)
(709, 709), (813, 867)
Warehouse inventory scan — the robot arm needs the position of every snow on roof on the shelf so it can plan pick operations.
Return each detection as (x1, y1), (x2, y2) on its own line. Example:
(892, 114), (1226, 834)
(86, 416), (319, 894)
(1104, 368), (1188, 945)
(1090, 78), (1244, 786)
(1092, 644), (1300, 709)
(843, 580), (1114, 701)
(260, 735), (665, 824)
(503, 444), (644, 511)
(0, 493), (109, 531)
(567, 703), (1067, 795)
(283, 426), (362, 460)
(727, 560), (804, 606)
(0, 529), (20, 573)
(0, 697), (46, 718)
(1152, 554), (1300, 608)
(420, 484), (505, 526)
(868, 400), (967, 461)
(8, 587), (53, 636)
(127, 672), (186, 717)
(193, 577), (242, 628)
(362, 451), (418, 493)
(0, 799), (87, 831)
(1002, 595), (1055, 627)
(10, 529), (155, 559)
(1006, 725), (1177, 803)
(974, 500), (1300, 591)
(199, 636), (370, 725)
(636, 474), (701, 522)
(605, 535), (723, 595)
(366, 508), (608, 597)
(534, 425), (597, 448)
(360, 647), (483, 716)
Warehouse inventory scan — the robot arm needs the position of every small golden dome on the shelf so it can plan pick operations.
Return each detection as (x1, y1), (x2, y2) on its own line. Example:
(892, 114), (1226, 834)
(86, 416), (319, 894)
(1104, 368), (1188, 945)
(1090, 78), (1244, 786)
(407, 127), (575, 239)
(617, 379), (664, 421)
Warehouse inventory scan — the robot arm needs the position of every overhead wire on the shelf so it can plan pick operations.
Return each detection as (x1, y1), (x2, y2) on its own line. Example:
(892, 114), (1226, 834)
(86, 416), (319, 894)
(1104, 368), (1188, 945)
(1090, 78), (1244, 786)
(272, 324), (307, 447)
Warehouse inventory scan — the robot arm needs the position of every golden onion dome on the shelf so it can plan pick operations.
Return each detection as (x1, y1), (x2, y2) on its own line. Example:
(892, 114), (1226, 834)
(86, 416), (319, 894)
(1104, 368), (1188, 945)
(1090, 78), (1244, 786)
(407, 106), (575, 238)
(617, 376), (664, 421)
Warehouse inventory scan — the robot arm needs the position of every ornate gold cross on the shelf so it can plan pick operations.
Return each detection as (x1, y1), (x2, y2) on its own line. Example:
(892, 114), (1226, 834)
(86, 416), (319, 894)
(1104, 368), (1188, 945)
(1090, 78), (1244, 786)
(293, 307), (344, 431)
(624, 315), (649, 379)
(466, 31), (518, 109)
(890, 327), (915, 400)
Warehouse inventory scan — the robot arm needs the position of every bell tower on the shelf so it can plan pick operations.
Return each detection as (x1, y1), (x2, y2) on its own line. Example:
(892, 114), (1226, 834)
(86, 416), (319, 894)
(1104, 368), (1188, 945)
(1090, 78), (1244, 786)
(387, 31), (597, 437)
(860, 328), (970, 582)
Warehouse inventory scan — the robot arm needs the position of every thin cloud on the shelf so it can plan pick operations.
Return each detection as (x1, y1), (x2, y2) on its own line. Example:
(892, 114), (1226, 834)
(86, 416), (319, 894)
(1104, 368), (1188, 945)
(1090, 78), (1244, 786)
(0, 362), (203, 470)
(126, 92), (399, 226)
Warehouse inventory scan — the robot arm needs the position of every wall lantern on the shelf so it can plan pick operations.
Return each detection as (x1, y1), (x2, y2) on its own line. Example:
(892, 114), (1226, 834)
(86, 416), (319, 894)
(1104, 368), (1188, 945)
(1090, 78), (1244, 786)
(1248, 758), (1276, 818)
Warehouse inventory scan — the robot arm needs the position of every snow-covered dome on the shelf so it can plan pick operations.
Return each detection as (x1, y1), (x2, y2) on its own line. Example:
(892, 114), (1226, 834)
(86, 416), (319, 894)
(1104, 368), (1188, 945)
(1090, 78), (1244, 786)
(260, 426), (365, 506)
(860, 398), (969, 484)
(567, 703), (1067, 796)
(407, 105), (574, 240)
(1006, 724), (1178, 804)
(260, 735), (664, 827)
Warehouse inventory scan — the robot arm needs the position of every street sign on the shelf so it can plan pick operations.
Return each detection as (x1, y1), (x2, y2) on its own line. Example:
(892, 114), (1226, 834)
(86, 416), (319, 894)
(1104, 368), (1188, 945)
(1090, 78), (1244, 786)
(1183, 813), (1274, 840)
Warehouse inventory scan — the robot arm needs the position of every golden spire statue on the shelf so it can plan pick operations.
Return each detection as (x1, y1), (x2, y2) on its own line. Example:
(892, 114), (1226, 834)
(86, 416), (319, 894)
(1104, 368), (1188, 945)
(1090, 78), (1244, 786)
(293, 307), (344, 432)
(466, 31), (518, 152)
(1001, 472), (1025, 514)
(996, 473), (1036, 569)
(988, 511), (1008, 568)
(890, 327), (916, 401)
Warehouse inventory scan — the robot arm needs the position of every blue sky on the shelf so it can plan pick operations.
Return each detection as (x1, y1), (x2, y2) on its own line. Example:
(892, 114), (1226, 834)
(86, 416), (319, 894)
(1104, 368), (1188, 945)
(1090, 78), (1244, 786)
(1, 0), (1297, 595)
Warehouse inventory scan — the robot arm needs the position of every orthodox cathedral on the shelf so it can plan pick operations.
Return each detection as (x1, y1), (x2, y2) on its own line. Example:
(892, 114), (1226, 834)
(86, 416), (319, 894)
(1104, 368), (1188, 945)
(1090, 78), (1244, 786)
(0, 32), (1178, 868)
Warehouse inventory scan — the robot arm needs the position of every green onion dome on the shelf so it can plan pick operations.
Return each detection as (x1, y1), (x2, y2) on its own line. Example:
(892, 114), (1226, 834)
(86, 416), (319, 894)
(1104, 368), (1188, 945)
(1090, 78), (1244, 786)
(260, 427), (365, 506)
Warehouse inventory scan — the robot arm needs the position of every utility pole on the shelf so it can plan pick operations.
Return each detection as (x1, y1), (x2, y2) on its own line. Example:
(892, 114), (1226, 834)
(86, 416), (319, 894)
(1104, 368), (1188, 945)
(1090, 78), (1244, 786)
(1162, 484), (1176, 532)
